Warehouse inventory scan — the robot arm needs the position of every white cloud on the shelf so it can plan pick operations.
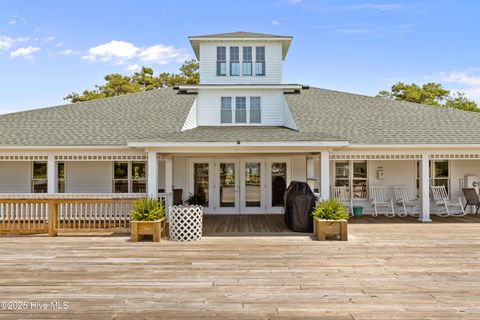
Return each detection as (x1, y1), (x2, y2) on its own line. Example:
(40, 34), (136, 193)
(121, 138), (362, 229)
(345, 3), (404, 11)
(82, 40), (188, 66)
(0, 36), (29, 50)
(43, 36), (55, 42)
(0, 36), (14, 50)
(9, 46), (40, 60)
(58, 49), (80, 56)
(8, 20), (17, 25)
(437, 70), (480, 102)
(82, 40), (139, 63)
(7, 15), (26, 25)
(125, 64), (141, 72)
(138, 44), (185, 64)
(272, 20), (280, 26)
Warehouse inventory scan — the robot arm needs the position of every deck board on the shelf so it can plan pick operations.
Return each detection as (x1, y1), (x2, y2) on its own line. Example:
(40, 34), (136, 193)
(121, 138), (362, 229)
(0, 215), (480, 318)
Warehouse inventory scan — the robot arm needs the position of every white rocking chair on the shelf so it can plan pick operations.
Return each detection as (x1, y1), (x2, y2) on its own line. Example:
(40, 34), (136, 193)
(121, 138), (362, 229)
(331, 186), (353, 217)
(430, 186), (466, 217)
(369, 186), (395, 217)
(393, 185), (418, 217)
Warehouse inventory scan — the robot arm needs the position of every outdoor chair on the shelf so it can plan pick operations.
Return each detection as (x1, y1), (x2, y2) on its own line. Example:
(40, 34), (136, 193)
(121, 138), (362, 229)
(331, 186), (353, 217)
(392, 185), (418, 217)
(462, 188), (480, 214)
(369, 186), (395, 217)
(431, 185), (466, 217)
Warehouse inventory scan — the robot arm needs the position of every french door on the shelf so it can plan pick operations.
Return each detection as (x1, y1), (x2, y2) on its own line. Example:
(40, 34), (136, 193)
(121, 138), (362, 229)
(189, 158), (290, 214)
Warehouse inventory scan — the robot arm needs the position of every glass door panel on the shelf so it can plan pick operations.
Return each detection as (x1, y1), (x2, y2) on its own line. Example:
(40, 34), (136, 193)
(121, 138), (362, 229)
(271, 162), (287, 207)
(245, 162), (261, 208)
(194, 163), (209, 207)
(219, 163), (236, 208)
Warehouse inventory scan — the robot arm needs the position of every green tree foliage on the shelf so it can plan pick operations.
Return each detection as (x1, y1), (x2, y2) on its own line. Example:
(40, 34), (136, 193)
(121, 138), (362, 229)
(64, 60), (199, 103)
(377, 82), (479, 112)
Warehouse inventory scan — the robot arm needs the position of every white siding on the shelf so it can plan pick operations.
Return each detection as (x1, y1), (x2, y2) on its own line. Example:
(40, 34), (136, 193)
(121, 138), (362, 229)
(0, 162), (31, 193)
(65, 162), (113, 193)
(197, 89), (286, 126)
(199, 41), (283, 84)
(181, 98), (198, 131)
(173, 157), (188, 200)
(368, 160), (416, 200)
(291, 155), (307, 182)
(451, 160), (480, 201)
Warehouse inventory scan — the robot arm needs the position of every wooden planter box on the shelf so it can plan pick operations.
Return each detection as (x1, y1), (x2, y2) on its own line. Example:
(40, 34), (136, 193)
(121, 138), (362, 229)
(130, 219), (166, 242)
(314, 218), (348, 241)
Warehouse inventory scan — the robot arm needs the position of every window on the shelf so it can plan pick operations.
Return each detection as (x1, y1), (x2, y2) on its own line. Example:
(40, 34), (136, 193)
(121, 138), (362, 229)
(216, 46), (227, 76)
(113, 161), (147, 193)
(113, 162), (129, 193)
(416, 160), (450, 197)
(334, 160), (368, 199)
(235, 97), (247, 123)
(255, 46), (265, 76)
(230, 46), (240, 76)
(57, 162), (65, 193)
(242, 47), (252, 76)
(132, 162), (146, 193)
(220, 97), (232, 123)
(250, 97), (261, 123)
(32, 162), (48, 193)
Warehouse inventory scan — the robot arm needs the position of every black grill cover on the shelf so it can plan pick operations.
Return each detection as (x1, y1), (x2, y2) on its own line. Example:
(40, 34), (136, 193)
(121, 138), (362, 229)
(284, 181), (315, 232)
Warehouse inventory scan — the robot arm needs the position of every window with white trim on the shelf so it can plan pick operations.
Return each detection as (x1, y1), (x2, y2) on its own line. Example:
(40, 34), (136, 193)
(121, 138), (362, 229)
(57, 162), (65, 193)
(334, 160), (368, 199)
(255, 46), (265, 76)
(216, 46), (227, 76)
(220, 97), (232, 123)
(113, 161), (146, 193)
(32, 162), (48, 193)
(250, 97), (261, 123)
(242, 47), (252, 76)
(230, 46), (240, 76)
(235, 97), (247, 124)
(416, 160), (450, 197)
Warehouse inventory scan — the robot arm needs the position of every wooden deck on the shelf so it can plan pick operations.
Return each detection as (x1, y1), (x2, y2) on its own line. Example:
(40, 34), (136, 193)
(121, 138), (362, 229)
(1, 217), (480, 319)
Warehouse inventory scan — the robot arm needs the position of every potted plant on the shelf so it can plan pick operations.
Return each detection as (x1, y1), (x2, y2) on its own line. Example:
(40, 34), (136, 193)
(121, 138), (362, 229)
(312, 199), (349, 241)
(185, 192), (205, 206)
(169, 193), (204, 241)
(130, 197), (166, 242)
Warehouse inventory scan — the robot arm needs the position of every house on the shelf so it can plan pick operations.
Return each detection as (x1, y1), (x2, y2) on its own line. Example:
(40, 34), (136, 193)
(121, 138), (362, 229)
(1, 31), (480, 222)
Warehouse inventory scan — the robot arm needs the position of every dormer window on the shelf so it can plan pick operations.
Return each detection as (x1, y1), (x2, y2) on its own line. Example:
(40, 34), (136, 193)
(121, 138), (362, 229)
(250, 97), (261, 123)
(242, 47), (252, 76)
(230, 47), (240, 76)
(255, 46), (265, 76)
(216, 47), (227, 76)
(220, 97), (232, 123)
(235, 97), (247, 123)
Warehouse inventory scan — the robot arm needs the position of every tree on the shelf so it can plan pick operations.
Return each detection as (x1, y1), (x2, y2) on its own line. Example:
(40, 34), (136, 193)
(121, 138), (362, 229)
(64, 60), (199, 103)
(377, 82), (479, 112)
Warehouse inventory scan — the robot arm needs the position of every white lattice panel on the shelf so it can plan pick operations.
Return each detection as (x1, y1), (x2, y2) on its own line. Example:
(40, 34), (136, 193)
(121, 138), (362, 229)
(169, 205), (203, 242)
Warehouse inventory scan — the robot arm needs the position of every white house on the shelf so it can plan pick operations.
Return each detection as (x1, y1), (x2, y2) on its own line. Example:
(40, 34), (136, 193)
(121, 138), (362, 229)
(1, 31), (480, 222)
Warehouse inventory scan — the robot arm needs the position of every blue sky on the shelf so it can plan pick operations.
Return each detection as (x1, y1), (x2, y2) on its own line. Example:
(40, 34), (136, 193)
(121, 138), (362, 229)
(1, 0), (479, 114)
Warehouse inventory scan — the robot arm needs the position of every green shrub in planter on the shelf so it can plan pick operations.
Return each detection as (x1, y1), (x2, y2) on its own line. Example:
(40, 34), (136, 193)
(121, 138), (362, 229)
(312, 199), (349, 220)
(185, 193), (205, 206)
(130, 197), (165, 221)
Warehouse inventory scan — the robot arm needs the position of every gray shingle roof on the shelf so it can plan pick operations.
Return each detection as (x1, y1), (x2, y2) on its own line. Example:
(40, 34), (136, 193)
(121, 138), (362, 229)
(1, 87), (480, 147)
(286, 88), (480, 144)
(189, 31), (292, 39)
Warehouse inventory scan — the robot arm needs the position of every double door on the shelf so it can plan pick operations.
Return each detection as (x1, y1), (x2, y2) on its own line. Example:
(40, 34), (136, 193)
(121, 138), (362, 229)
(189, 158), (290, 214)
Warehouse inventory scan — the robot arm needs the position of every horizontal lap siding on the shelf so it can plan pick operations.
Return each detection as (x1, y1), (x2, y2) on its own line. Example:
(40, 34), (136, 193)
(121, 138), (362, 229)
(65, 162), (113, 193)
(197, 89), (285, 126)
(200, 41), (282, 84)
(451, 160), (480, 201)
(0, 162), (31, 193)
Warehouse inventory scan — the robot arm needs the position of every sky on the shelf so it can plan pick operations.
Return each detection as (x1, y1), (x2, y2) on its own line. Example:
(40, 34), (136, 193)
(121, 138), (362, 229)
(0, 0), (479, 114)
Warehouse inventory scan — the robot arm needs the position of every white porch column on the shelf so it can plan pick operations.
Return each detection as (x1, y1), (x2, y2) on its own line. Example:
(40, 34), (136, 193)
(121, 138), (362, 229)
(147, 151), (158, 198)
(320, 151), (330, 200)
(419, 154), (432, 222)
(47, 155), (56, 193)
(165, 157), (173, 207)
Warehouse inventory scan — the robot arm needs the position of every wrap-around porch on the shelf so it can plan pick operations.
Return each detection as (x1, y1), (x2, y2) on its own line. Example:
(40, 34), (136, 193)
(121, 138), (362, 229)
(1, 149), (480, 235)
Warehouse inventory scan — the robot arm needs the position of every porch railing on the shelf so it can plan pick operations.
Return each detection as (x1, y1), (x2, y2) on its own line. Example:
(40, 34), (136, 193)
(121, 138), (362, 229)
(0, 193), (171, 236)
